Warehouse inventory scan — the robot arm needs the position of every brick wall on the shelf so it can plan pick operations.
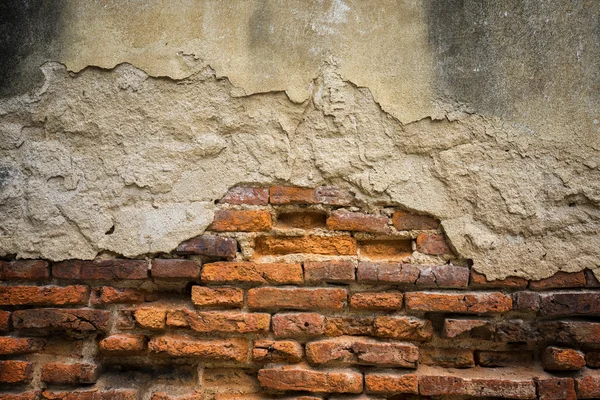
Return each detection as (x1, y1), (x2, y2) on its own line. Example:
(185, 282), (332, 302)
(1, 186), (599, 399)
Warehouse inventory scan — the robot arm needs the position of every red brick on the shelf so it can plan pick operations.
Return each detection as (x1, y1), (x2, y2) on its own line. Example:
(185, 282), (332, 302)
(476, 351), (534, 367)
(219, 186), (269, 206)
(270, 186), (318, 204)
(304, 260), (355, 284)
(350, 292), (403, 310)
(201, 262), (303, 285)
(0, 392), (40, 400)
(470, 270), (528, 289)
(0, 337), (45, 355)
(0, 285), (88, 306)
(392, 211), (439, 231)
(529, 271), (586, 290)
(99, 334), (147, 354)
(585, 269), (600, 287)
(326, 210), (390, 233)
(420, 348), (474, 368)
(415, 233), (453, 255)
(90, 286), (146, 305)
(151, 259), (200, 279)
(254, 235), (357, 256)
(209, 209), (272, 232)
(151, 393), (204, 400)
(148, 334), (248, 362)
(247, 287), (347, 310)
(277, 212), (327, 229)
(272, 313), (326, 338)
(373, 316), (433, 341)
(315, 186), (354, 206)
(586, 351), (600, 368)
(539, 292), (600, 316)
(306, 337), (419, 368)
(191, 286), (243, 308)
(41, 363), (98, 385)
(357, 240), (412, 260)
(134, 308), (166, 329)
(0, 310), (10, 332)
(253, 340), (303, 363)
(201, 368), (260, 392)
(53, 259), (147, 280)
(576, 375), (600, 398)
(325, 317), (374, 337)
(419, 375), (536, 399)
(405, 292), (512, 313)
(444, 318), (490, 338)
(258, 366), (362, 393)
(0, 360), (33, 384)
(12, 308), (110, 333)
(512, 291), (540, 312)
(357, 262), (468, 288)
(166, 309), (270, 334)
(537, 377), (576, 400)
(1, 260), (49, 280)
(542, 346), (585, 371)
(41, 390), (137, 399)
(365, 372), (419, 394)
(175, 235), (237, 259)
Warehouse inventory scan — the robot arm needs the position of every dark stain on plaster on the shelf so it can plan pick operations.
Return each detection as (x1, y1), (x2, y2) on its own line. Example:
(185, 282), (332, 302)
(0, 0), (64, 97)
(426, 0), (600, 119)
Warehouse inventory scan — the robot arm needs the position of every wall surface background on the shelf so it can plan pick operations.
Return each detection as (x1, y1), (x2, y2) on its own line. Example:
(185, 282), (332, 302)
(0, 0), (599, 280)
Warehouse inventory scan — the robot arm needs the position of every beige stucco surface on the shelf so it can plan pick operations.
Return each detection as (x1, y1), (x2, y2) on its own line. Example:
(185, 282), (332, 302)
(0, 0), (599, 280)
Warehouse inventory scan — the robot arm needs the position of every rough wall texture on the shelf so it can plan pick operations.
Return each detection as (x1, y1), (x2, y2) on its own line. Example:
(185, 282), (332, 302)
(1, 187), (600, 399)
(0, 0), (599, 281)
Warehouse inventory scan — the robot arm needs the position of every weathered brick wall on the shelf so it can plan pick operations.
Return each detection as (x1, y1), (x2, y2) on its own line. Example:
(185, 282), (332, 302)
(1, 186), (599, 399)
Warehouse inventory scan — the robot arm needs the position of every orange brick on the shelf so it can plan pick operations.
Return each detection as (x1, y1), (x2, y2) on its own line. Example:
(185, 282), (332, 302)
(201, 262), (303, 285)
(306, 337), (419, 368)
(576, 375), (600, 398)
(191, 286), (243, 308)
(151, 392), (204, 400)
(542, 346), (585, 371)
(12, 308), (110, 333)
(325, 316), (374, 337)
(209, 209), (272, 232)
(254, 235), (357, 256)
(90, 286), (146, 305)
(357, 240), (412, 260)
(270, 186), (318, 204)
(470, 270), (528, 289)
(420, 348), (474, 368)
(166, 309), (270, 334)
(0, 285), (88, 306)
(416, 233), (453, 255)
(326, 210), (390, 233)
(134, 308), (167, 329)
(0, 260), (49, 280)
(0, 360), (33, 384)
(41, 362), (98, 385)
(0, 310), (10, 332)
(148, 335), (248, 362)
(373, 316), (433, 341)
(365, 372), (419, 394)
(247, 287), (347, 310)
(272, 313), (326, 338)
(0, 337), (45, 355)
(350, 292), (403, 310)
(0, 392), (41, 400)
(253, 340), (303, 363)
(530, 271), (586, 290)
(419, 375), (536, 398)
(277, 212), (326, 229)
(392, 211), (439, 230)
(405, 292), (512, 313)
(41, 390), (137, 399)
(258, 366), (362, 393)
(99, 334), (147, 354)
(537, 377), (576, 400)
(219, 186), (269, 205)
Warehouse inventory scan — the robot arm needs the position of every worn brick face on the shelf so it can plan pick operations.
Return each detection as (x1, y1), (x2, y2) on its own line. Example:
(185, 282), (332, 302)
(470, 270), (528, 289)
(12, 308), (110, 333)
(350, 292), (403, 310)
(151, 259), (201, 279)
(41, 363), (98, 385)
(219, 186), (269, 205)
(0, 337), (45, 355)
(405, 292), (512, 313)
(419, 375), (537, 399)
(576, 375), (600, 398)
(53, 259), (148, 280)
(416, 232), (453, 255)
(392, 210), (439, 231)
(420, 348), (475, 368)
(373, 316), (433, 341)
(166, 309), (270, 334)
(41, 390), (138, 399)
(304, 260), (355, 283)
(99, 334), (146, 354)
(365, 372), (419, 394)
(253, 340), (303, 363)
(175, 235), (237, 258)
(542, 346), (586, 371)
(0, 260), (49, 280)
(529, 271), (586, 290)
(357, 262), (468, 288)
(148, 335), (248, 362)
(0, 360), (33, 384)
(258, 366), (363, 393)
(0, 285), (88, 306)
(191, 286), (243, 308)
(326, 210), (390, 233)
(0, 310), (10, 332)
(272, 313), (326, 338)
(306, 337), (419, 368)
(90, 286), (146, 305)
(247, 287), (347, 310)
(254, 235), (357, 256)
(538, 292), (600, 316)
(210, 209), (272, 232)
(201, 262), (303, 285)
(537, 377), (577, 400)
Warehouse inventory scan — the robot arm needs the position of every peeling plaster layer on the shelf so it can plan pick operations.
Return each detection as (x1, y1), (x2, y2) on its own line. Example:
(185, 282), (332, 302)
(0, 63), (599, 281)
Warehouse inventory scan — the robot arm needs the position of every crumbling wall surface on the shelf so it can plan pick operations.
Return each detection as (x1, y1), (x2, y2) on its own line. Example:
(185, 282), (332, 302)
(0, 0), (599, 281)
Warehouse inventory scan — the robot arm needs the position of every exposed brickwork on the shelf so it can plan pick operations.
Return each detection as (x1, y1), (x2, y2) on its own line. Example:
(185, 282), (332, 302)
(1, 186), (598, 398)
